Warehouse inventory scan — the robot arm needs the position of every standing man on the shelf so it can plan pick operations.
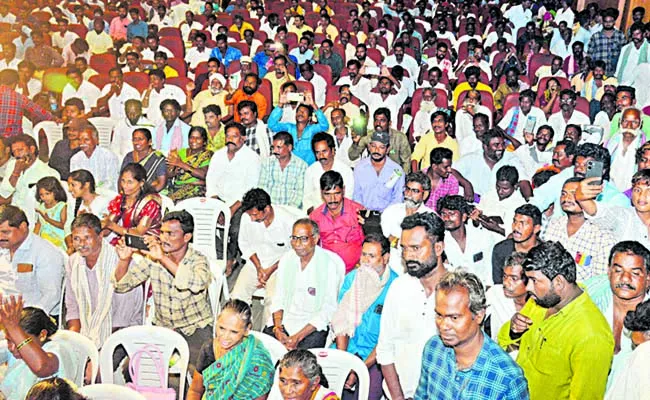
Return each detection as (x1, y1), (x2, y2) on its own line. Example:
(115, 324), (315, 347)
(0, 69), (53, 137)
(415, 271), (529, 399)
(258, 132), (307, 209)
(587, 8), (627, 77)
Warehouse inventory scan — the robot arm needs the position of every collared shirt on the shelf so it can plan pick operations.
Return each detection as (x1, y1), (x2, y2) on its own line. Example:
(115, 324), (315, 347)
(298, 73), (326, 108)
(455, 152), (528, 198)
(349, 86), (409, 131)
(126, 20), (148, 42)
(590, 205), (650, 249)
(310, 198), (365, 273)
(415, 332), (529, 400)
(480, 189), (527, 237)
(514, 144), (553, 178)
(109, 16), (131, 41)
(318, 52), (344, 80)
(144, 84), (186, 126)
(349, 129), (412, 173)
(267, 107), (330, 165)
(185, 46), (212, 78)
(0, 159), (58, 223)
(485, 285), (517, 340)
(244, 120), (273, 157)
(330, 129), (356, 168)
(15, 78), (42, 99)
(605, 340), (650, 400)
(335, 268), (399, 360)
(189, 90), (228, 128)
(258, 155), (308, 209)
(377, 273), (439, 397)
(0, 85), (52, 137)
(263, 72), (295, 107)
(62, 81), (101, 111)
(548, 111), (591, 146)
(444, 224), (496, 286)
(412, 133), (459, 169)
(302, 159), (354, 212)
(100, 82), (140, 121)
(141, 46), (174, 61)
(226, 90), (268, 123)
(86, 30), (113, 54)
(498, 107), (548, 144)
(52, 31), (79, 50)
(504, 4), (532, 35)
(70, 147), (120, 191)
(509, 293), (614, 400)
(112, 247), (213, 335)
(110, 116), (155, 159)
(587, 29), (627, 76)
(425, 169), (460, 212)
(0, 233), (64, 315)
(49, 139), (81, 180)
(353, 157), (405, 212)
(271, 246), (344, 334)
(381, 203), (433, 274)
(206, 145), (261, 206)
(210, 46), (242, 69)
(24, 45), (64, 70)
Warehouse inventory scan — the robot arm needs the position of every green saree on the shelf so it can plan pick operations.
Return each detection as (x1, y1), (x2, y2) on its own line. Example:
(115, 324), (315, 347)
(167, 148), (213, 203)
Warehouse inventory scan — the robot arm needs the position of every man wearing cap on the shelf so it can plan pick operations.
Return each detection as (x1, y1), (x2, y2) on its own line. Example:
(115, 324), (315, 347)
(227, 56), (254, 90)
(225, 72), (269, 122)
(186, 73), (228, 128)
(353, 130), (405, 212)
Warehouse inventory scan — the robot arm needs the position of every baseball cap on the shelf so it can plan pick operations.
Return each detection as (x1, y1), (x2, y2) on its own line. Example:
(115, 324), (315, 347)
(370, 131), (390, 146)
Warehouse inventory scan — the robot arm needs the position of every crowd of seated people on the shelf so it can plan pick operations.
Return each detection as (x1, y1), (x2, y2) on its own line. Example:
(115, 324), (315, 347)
(1, 0), (650, 399)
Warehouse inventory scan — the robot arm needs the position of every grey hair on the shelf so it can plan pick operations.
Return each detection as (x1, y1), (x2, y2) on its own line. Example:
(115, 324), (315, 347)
(294, 217), (320, 236)
(279, 350), (322, 384)
(436, 271), (486, 315)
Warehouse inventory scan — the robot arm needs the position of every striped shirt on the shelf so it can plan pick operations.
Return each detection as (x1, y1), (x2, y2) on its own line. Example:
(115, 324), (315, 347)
(258, 155), (308, 209)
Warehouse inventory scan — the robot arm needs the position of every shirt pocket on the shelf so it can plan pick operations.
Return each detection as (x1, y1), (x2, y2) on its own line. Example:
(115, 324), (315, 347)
(14, 264), (35, 292)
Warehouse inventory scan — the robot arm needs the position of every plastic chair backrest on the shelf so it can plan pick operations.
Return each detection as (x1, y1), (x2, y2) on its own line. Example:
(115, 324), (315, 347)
(98, 326), (189, 400)
(89, 53), (117, 75)
(158, 27), (182, 38)
(167, 58), (187, 77)
(309, 348), (370, 399)
(294, 80), (315, 100)
(89, 74), (110, 90)
(207, 256), (229, 320)
(88, 117), (117, 148)
(249, 331), (287, 365)
(123, 72), (151, 94)
(174, 197), (229, 259)
(312, 63), (333, 86)
(33, 121), (64, 158)
(158, 194), (174, 216)
(78, 383), (146, 399)
(159, 36), (185, 59)
(528, 53), (553, 83)
(502, 92), (521, 116)
(52, 330), (99, 386)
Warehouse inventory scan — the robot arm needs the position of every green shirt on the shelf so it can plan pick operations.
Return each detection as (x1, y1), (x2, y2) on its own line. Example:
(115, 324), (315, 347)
(606, 113), (650, 142)
(501, 292), (614, 400)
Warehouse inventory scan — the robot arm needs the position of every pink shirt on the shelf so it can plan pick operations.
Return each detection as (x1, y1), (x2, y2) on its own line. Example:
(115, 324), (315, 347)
(109, 16), (131, 41)
(425, 168), (460, 212)
(310, 198), (365, 273)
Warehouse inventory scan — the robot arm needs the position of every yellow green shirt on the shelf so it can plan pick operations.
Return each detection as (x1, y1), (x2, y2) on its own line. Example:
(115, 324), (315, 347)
(499, 293), (614, 400)
(411, 132), (459, 169)
(206, 126), (225, 152)
(263, 72), (294, 107)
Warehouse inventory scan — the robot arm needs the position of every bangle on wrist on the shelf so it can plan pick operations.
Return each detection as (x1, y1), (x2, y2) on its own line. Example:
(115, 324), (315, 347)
(16, 337), (33, 351)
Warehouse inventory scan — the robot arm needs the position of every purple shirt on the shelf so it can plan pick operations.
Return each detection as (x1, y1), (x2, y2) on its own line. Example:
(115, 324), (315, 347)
(425, 168), (460, 212)
(353, 157), (405, 211)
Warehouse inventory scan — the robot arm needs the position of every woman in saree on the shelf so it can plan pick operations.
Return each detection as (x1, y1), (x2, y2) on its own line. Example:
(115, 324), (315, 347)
(187, 299), (274, 400)
(120, 128), (167, 192)
(166, 126), (214, 203)
(102, 163), (162, 246)
(277, 350), (339, 400)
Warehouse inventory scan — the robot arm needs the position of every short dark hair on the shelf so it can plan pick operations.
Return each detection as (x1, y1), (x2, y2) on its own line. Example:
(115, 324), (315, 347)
(496, 165), (519, 185)
(320, 170), (344, 191)
(555, 139), (576, 157)
(504, 252), (529, 284)
(203, 104), (222, 117)
(0, 69), (18, 85)
(429, 110), (449, 125)
(437, 195), (472, 216)
(71, 213), (102, 235)
(241, 188), (272, 212)
(311, 132), (334, 153)
(608, 241), (650, 274)
(481, 128), (504, 147)
(519, 89), (536, 102)
(514, 204), (542, 226)
(624, 299), (650, 332)
(64, 98), (85, 112)
(363, 232), (390, 256)
(559, 88), (577, 100)
(237, 100), (257, 115)
(400, 212), (445, 243)
(273, 131), (294, 147)
(532, 169), (558, 188)
(0, 205), (28, 228)
(160, 98), (181, 112)
(632, 168), (650, 186)
(225, 122), (246, 137)
(405, 171), (431, 191)
(524, 241), (577, 284)
(575, 143), (611, 181)
(616, 85), (636, 100)
(163, 210), (194, 235)
(148, 68), (166, 80)
(8, 134), (38, 157)
(373, 107), (391, 122)
(430, 147), (453, 165)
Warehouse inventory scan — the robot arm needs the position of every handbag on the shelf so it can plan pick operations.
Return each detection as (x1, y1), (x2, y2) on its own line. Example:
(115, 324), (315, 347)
(126, 344), (177, 400)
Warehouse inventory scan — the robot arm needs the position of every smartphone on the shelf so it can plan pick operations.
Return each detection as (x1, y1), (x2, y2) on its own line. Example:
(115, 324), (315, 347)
(287, 92), (304, 102)
(365, 66), (381, 75)
(125, 234), (149, 251)
(584, 160), (604, 186)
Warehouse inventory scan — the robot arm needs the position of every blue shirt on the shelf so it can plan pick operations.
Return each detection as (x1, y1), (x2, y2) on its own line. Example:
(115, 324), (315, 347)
(253, 51), (271, 77)
(210, 46), (242, 69)
(334, 268), (398, 360)
(126, 21), (148, 42)
(267, 106), (330, 165)
(353, 157), (405, 211)
(415, 332), (530, 400)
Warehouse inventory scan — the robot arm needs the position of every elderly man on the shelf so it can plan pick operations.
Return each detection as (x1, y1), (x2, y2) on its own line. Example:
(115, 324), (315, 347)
(152, 99), (191, 156)
(586, 241), (650, 389)
(66, 214), (142, 347)
(114, 211), (213, 364)
(264, 218), (345, 349)
(310, 171), (365, 273)
(412, 88), (447, 141)
(332, 233), (398, 400)
(110, 99), (155, 159)
(454, 90), (493, 145)
(69, 123), (120, 191)
(259, 132), (308, 209)
(187, 73), (228, 129)
(0, 205), (64, 319)
(498, 241), (614, 400)
(607, 107), (646, 191)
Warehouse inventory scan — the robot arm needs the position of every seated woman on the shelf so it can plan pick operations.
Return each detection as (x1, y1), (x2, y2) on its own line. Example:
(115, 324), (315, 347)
(26, 377), (88, 400)
(120, 128), (167, 192)
(277, 350), (339, 400)
(538, 77), (560, 116)
(187, 300), (274, 400)
(68, 169), (112, 218)
(0, 296), (74, 400)
(103, 163), (162, 245)
(166, 126), (214, 203)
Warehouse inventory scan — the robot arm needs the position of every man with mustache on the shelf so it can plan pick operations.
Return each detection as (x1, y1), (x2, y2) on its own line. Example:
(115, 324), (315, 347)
(377, 212), (447, 400)
(309, 170), (364, 273)
(110, 99), (155, 159)
(500, 241), (614, 400)
(607, 107), (647, 191)
(542, 177), (616, 282)
(114, 211), (213, 367)
(69, 122), (120, 191)
(186, 73), (228, 129)
(65, 213), (142, 347)
(548, 89), (590, 148)
(225, 73), (268, 123)
(258, 132), (307, 209)
(586, 241), (650, 388)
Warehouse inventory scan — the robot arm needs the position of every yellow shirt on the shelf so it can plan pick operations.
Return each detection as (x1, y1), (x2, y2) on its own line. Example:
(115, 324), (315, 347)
(411, 132), (459, 169)
(263, 72), (294, 107)
(452, 82), (493, 110)
(157, 65), (178, 79)
(499, 294), (614, 400)
(289, 24), (313, 37)
(86, 30), (113, 54)
(190, 89), (228, 128)
(229, 22), (255, 40)
(315, 24), (339, 41)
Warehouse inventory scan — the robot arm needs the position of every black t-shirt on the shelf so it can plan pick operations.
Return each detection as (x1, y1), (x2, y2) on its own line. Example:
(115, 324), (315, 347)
(196, 340), (216, 374)
(492, 238), (515, 284)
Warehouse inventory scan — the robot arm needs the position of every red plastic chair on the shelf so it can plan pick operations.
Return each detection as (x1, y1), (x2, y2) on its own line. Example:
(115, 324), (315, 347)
(527, 53), (553, 83)
(167, 58), (188, 77)
(166, 76), (193, 91)
(575, 97), (590, 116)
(159, 36), (184, 59)
(324, 85), (362, 106)
(502, 92), (521, 115)
(643, 105), (650, 117)
(68, 24), (88, 39)
(312, 64), (332, 87)
(230, 42), (249, 57)
(89, 74), (110, 90)
(159, 27), (182, 38)
(123, 72), (150, 93)
(535, 76), (571, 107)
(496, 74), (531, 88)
(456, 90), (495, 115)
(366, 48), (383, 65)
(89, 53), (117, 75)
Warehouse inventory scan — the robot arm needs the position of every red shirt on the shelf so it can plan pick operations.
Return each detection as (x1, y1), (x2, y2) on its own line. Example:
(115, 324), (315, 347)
(0, 86), (53, 137)
(310, 198), (365, 273)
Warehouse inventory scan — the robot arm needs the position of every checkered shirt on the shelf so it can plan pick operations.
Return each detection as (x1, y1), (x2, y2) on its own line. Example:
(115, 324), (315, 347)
(587, 30), (627, 76)
(0, 86), (53, 137)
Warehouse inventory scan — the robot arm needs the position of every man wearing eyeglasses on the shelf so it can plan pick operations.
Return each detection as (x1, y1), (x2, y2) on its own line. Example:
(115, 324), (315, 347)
(265, 218), (345, 350)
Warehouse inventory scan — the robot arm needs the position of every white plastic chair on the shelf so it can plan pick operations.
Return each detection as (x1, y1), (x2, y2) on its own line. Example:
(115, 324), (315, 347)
(78, 384), (146, 400)
(175, 197), (230, 260)
(208, 256), (230, 319)
(250, 331), (287, 365)
(88, 117), (117, 149)
(32, 120), (63, 158)
(98, 326), (190, 400)
(310, 348), (370, 400)
(159, 193), (175, 216)
(52, 330), (99, 386)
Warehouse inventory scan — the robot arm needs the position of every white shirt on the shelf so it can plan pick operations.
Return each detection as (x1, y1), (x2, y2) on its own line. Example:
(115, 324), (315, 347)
(381, 202), (433, 275)
(458, 135), (483, 159)
(608, 134), (643, 191)
(455, 151), (529, 197)
(412, 108), (436, 140)
(110, 116), (155, 159)
(15, 78), (41, 98)
(554, 7), (575, 26)
(70, 147), (120, 191)
(515, 143), (553, 178)
(0, 159), (58, 224)
(594, 110), (613, 135)
(141, 45), (174, 61)
(504, 5), (532, 35)
(615, 42), (649, 85)
(302, 159), (354, 212)
(144, 84), (187, 125)
(185, 46), (213, 78)
(61, 81), (101, 111)
(100, 82), (140, 121)
(0, 58), (19, 70)
(377, 274), (439, 397)
(479, 189), (527, 237)
(484, 32), (514, 49)
(350, 85), (408, 130)
(52, 31), (79, 50)
(383, 54), (421, 83)
(330, 129), (356, 168)
(548, 110), (591, 146)
(270, 246), (344, 334)
(497, 106), (548, 144)
(299, 72), (327, 108)
(455, 105), (493, 144)
(0, 13), (16, 23)
(336, 75), (373, 96)
(206, 145), (261, 207)
(605, 341), (650, 400)
(455, 34), (483, 52)
(180, 21), (203, 42)
(444, 224), (495, 286)
(485, 285), (517, 341)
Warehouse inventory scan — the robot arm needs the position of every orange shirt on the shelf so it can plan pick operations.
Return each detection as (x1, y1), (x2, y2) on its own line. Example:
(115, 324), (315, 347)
(225, 89), (268, 122)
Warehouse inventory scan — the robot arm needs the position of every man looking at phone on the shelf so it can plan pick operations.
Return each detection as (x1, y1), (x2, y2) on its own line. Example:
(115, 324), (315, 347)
(607, 107), (646, 191)
(114, 211), (213, 366)
(498, 90), (547, 145)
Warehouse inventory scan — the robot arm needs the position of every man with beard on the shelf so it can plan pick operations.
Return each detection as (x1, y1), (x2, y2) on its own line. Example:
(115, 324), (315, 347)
(377, 212), (447, 400)
(500, 241), (614, 400)
(225, 73), (268, 123)
(455, 129), (532, 200)
(310, 171), (364, 273)
(474, 166), (527, 238)
(587, 8), (627, 77)
(514, 124), (555, 178)
(115, 211), (213, 367)
(415, 271), (529, 400)
(439, 195), (496, 287)
(607, 107), (647, 191)
(322, 85), (362, 135)
(542, 177), (616, 281)
(209, 33), (242, 69)
(236, 101), (272, 160)
(303, 133), (354, 213)
(332, 233), (398, 400)
(454, 90), (493, 146)
(425, 42), (456, 81)
(411, 88), (448, 142)
(586, 241), (650, 388)
(317, 39), (343, 81)
(548, 89), (590, 147)
(110, 99), (154, 159)
(258, 132), (307, 209)
(498, 90), (547, 145)
(494, 67), (529, 112)
(352, 131), (405, 212)
(65, 214), (142, 347)
(186, 73), (228, 129)
(383, 42), (419, 85)
(350, 66), (408, 131)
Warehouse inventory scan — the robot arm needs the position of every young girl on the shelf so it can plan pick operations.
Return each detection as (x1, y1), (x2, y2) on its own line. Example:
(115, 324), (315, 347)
(34, 177), (68, 250)
(67, 169), (111, 218)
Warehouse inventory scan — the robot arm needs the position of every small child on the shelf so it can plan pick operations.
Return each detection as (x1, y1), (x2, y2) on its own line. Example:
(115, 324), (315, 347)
(34, 177), (68, 250)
